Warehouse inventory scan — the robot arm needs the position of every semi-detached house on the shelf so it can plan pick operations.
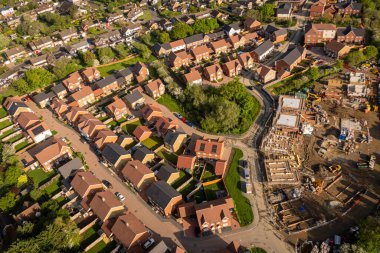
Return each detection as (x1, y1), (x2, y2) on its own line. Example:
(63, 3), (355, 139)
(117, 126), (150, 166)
(304, 23), (337, 45)
(251, 40), (274, 62)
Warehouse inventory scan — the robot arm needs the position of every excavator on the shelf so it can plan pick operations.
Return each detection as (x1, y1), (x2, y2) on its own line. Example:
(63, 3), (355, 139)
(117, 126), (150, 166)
(306, 92), (321, 108)
(328, 165), (342, 174)
(364, 101), (378, 113)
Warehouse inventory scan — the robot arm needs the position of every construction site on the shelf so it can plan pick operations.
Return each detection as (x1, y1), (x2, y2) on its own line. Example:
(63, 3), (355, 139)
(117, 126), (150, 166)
(261, 69), (380, 245)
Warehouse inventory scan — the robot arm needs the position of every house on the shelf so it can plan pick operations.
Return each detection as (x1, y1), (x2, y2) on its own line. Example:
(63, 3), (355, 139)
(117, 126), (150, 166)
(65, 106), (89, 124)
(156, 165), (180, 184)
(71, 171), (104, 198)
(177, 155), (196, 171)
(275, 46), (306, 74)
(336, 26), (365, 44)
(115, 68), (134, 85)
(57, 157), (84, 181)
(277, 3), (292, 19)
(62, 71), (83, 92)
(104, 212), (149, 250)
(210, 10), (229, 21)
(184, 70), (203, 86)
(131, 62), (149, 83)
(195, 197), (237, 236)
(94, 30), (123, 48)
(81, 67), (101, 83)
(336, 2), (362, 16)
(121, 160), (155, 191)
(102, 143), (131, 170)
(304, 23), (337, 45)
(29, 54), (48, 67)
(144, 79), (165, 99)
(20, 137), (72, 171)
(153, 43), (172, 58)
(4, 46), (26, 62)
(77, 114), (106, 139)
(3, 97), (32, 117)
(254, 64), (276, 83)
(15, 112), (39, 130)
(95, 75), (119, 95)
(68, 86), (95, 107)
(26, 122), (53, 143)
(228, 35), (246, 49)
(194, 137), (224, 160)
(244, 18), (261, 31)
(204, 64), (223, 82)
(120, 23), (142, 40)
(28, 37), (54, 52)
(124, 90), (145, 110)
(154, 116), (179, 137)
(133, 125), (153, 142)
(94, 129), (118, 150)
(205, 31), (226, 41)
(66, 40), (90, 55)
(141, 104), (163, 122)
(106, 97), (128, 121)
(238, 52), (255, 69)
(145, 181), (183, 216)
(251, 40), (274, 62)
(126, 7), (144, 21)
(309, 3), (325, 18)
(224, 23), (241, 36)
(191, 45), (212, 63)
(117, 135), (135, 149)
(167, 51), (193, 69)
(89, 190), (125, 221)
(169, 39), (186, 53)
(0, 6), (14, 17)
(14, 202), (41, 224)
(324, 40), (350, 58)
(210, 39), (230, 55)
(132, 146), (155, 164)
(51, 83), (68, 99)
(222, 59), (242, 77)
(106, 12), (124, 23)
(58, 27), (79, 43)
(32, 92), (55, 108)
(271, 29), (288, 43)
(164, 131), (187, 153)
(184, 33), (208, 49)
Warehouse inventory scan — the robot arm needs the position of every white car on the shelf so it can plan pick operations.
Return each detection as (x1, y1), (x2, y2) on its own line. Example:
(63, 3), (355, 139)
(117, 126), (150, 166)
(143, 238), (155, 250)
(115, 192), (125, 201)
(127, 115), (135, 121)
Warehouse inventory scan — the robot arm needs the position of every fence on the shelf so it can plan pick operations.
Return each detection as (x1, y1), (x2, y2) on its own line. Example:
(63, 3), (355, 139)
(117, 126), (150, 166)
(1, 129), (22, 141)
(0, 123), (15, 135)
(0, 115), (11, 122)
(11, 136), (28, 148)
(176, 177), (193, 192)
(38, 174), (61, 190)
(202, 178), (222, 187)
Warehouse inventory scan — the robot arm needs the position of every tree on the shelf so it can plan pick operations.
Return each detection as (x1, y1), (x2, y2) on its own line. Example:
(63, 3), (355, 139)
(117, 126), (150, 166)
(30, 188), (44, 201)
(4, 165), (22, 186)
(78, 50), (97, 67)
(133, 42), (152, 59)
(260, 4), (275, 21)
(244, 9), (261, 20)
(17, 174), (28, 187)
(50, 58), (81, 80)
(170, 22), (193, 40)
(0, 192), (17, 212)
(335, 59), (344, 69)
(340, 243), (366, 253)
(357, 213), (380, 253)
(308, 67), (319, 80)
(0, 34), (11, 50)
(1, 143), (15, 163)
(114, 43), (130, 58)
(16, 221), (35, 239)
(346, 51), (366, 66)
(39, 13), (71, 31)
(11, 79), (29, 94)
(96, 47), (115, 64)
(24, 68), (56, 91)
(364, 45), (378, 59)
(159, 31), (171, 43)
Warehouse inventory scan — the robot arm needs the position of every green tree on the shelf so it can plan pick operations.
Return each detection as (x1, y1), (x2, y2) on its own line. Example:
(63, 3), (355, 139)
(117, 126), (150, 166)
(335, 59), (344, 69)
(24, 68), (56, 91)
(39, 13), (71, 31)
(78, 50), (97, 66)
(96, 47), (115, 64)
(244, 9), (261, 20)
(308, 67), (319, 80)
(364, 45), (378, 59)
(0, 192), (17, 212)
(0, 34), (11, 50)
(346, 51), (366, 66)
(16, 221), (35, 239)
(133, 42), (152, 59)
(30, 188), (44, 201)
(114, 43), (130, 58)
(357, 213), (380, 253)
(50, 58), (81, 80)
(11, 79), (29, 94)
(170, 22), (193, 40)
(4, 165), (22, 186)
(260, 4), (275, 21)
(159, 31), (171, 43)
(1, 143), (15, 163)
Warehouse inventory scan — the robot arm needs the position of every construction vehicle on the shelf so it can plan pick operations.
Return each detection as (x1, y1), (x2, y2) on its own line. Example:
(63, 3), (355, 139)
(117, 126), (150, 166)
(307, 92), (321, 102)
(364, 101), (378, 113)
(328, 165), (342, 174)
(313, 179), (325, 193)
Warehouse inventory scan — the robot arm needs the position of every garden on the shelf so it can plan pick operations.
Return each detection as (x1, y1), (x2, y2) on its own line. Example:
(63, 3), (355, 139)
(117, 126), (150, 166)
(27, 168), (56, 187)
(81, 224), (101, 249)
(87, 240), (117, 253)
(141, 136), (163, 150)
(122, 119), (143, 134)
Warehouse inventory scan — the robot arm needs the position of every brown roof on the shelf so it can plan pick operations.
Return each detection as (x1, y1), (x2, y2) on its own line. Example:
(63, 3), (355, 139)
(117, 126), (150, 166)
(50, 98), (68, 115)
(62, 71), (82, 87)
(215, 160), (227, 176)
(154, 116), (179, 135)
(211, 39), (229, 50)
(309, 23), (337, 32)
(194, 137), (224, 156)
(244, 18), (261, 29)
(70, 86), (93, 101)
(16, 112), (39, 130)
(177, 155), (196, 169)
(34, 137), (71, 166)
(141, 103), (163, 121)
(132, 125), (152, 141)
(94, 129), (118, 149)
(191, 45), (212, 56)
(66, 106), (89, 123)
(195, 197), (234, 226)
(184, 70), (202, 83)
(110, 212), (149, 248)
(204, 63), (222, 76)
(325, 40), (347, 53)
(310, 5), (324, 14)
(77, 114), (106, 137)
(15, 202), (41, 223)
(145, 79), (164, 93)
(71, 171), (103, 198)
(256, 64), (275, 78)
(243, 32), (258, 41)
(178, 202), (196, 218)
(121, 160), (154, 186)
(169, 39), (185, 48)
(223, 59), (241, 71)
(229, 35), (244, 45)
(238, 52), (254, 66)
(89, 190), (123, 221)
(26, 121), (50, 138)
(107, 97), (127, 115)
(81, 67), (100, 79)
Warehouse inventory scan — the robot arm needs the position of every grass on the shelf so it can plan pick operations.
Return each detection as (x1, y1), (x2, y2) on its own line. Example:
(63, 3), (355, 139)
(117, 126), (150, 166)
(7, 134), (23, 143)
(225, 148), (253, 226)
(44, 180), (61, 196)
(179, 180), (197, 197)
(27, 168), (56, 187)
(99, 115), (110, 122)
(0, 107), (7, 118)
(97, 55), (156, 77)
(0, 119), (12, 130)
(203, 182), (224, 201)
(52, 130), (58, 135)
(87, 240), (117, 253)
(157, 94), (189, 119)
(251, 247), (267, 253)
(15, 141), (30, 151)
(81, 225), (100, 249)
(138, 10), (152, 21)
(107, 120), (118, 129)
(116, 117), (127, 124)
(0, 129), (15, 139)
(171, 171), (191, 189)
(201, 164), (218, 182)
(56, 196), (68, 206)
(142, 136), (164, 150)
(122, 119), (143, 134)
(157, 149), (178, 164)
(193, 188), (207, 203)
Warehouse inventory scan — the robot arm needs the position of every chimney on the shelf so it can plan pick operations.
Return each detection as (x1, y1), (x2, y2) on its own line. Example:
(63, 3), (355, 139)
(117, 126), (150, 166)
(102, 197), (106, 202)
(133, 164), (138, 169)
(210, 204), (214, 208)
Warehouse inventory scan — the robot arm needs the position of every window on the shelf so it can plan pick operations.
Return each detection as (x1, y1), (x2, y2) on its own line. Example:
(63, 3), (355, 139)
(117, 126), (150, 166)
(211, 145), (217, 153)
(200, 143), (205, 151)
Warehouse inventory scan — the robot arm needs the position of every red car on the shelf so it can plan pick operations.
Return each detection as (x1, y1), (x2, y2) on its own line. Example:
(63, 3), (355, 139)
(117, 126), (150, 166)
(181, 117), (188, 123)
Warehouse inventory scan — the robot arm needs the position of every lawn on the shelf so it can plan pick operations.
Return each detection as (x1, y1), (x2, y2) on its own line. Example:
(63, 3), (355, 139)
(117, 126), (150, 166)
(7, 134), (23, 143)
(225, 148), (253, 226)
(44, 180), (61, 197)
(0, 107), (7, 118)
(122, 119), (143, 134)
(142, 136), (163, 150)
(138, 10), (152, 21)
(157, 149), (178, 164)
(107, 120), (118, 129)
(87, 240), (117, 253)
(0, 129), (15, 140)
(201, 164), (218, 182)
(0, 119), (12, 130)
(157, 94), (188, 119)
(251, 247), (267, 253)
(27, 168), (56, 187)
(56, 196), (68, 206)
(97, 55), (156, 77)
(15, 141), (30, 151)
(81, 225), (100, 249)
(179, 180), (197, 198)
(171, 171), (191, 189)
(203, 182), (224, 201)
(192, 188), (207, 203)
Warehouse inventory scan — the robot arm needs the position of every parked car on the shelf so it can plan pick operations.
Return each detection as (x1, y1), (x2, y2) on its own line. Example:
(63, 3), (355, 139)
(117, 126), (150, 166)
(187, 121), (195, 128)
(115, 192), (125, 201)
(173, 112), (182, 119)
(143, 238), (155, 250)
(127, 115), (136, 121)
(102, 180), (112, 189)
(181, 117), (188, 123)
